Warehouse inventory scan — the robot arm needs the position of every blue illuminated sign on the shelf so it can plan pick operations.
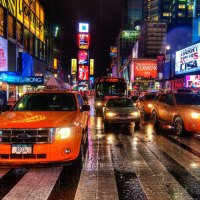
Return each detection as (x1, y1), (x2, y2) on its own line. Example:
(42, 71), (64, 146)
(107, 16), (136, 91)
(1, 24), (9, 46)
(0, 72), (44, 85)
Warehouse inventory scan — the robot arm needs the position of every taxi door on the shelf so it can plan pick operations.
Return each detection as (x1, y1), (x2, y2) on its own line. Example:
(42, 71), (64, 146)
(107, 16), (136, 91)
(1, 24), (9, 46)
(163, 94), (175, 124)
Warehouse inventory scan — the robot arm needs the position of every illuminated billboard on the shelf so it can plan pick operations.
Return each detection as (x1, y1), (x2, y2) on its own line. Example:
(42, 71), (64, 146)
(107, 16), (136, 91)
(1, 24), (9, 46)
(78, 65), (89, 81)
(79, 23), (89, 33)
(0, 37), (8, 71)
(175, 43), (200, 75)
(130, 59), (157, 81)
(185, 75), (200, 88)
(78, 34), (90, 49)
(110, 46), (117, 57)
(90, 59), (94, 75)
(71, 59), (77, 74)
(78, 50), (89, 65)
(192, 18), (200, 43)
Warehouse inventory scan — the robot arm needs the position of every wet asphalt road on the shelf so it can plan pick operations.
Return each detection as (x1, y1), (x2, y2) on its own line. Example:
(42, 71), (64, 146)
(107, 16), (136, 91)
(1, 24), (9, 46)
(1, 100), (200, 199)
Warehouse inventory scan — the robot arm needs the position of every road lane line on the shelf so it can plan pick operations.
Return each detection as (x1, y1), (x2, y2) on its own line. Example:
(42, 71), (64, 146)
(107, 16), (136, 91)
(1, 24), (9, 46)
(3, 167), (62, 200)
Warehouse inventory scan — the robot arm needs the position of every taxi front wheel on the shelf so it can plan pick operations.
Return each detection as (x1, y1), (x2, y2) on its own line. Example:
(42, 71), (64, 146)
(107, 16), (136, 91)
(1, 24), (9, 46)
(174, 117), (185, 135)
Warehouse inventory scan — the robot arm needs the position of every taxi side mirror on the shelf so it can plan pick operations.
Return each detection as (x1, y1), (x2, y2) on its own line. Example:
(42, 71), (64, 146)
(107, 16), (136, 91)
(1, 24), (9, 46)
(81, 104), (90, 111)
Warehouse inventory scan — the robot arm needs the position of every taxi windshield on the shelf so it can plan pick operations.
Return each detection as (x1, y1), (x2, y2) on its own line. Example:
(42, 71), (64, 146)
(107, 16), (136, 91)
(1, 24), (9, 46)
(12, 93), (77, 111)
(175, 93), (200, 105)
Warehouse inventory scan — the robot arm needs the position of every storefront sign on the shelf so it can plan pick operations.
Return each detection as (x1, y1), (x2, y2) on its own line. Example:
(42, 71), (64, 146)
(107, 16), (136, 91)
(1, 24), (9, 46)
(0, 72), (44, 84)
(0, 37), (8, 71)
(175, 43), (200, 75)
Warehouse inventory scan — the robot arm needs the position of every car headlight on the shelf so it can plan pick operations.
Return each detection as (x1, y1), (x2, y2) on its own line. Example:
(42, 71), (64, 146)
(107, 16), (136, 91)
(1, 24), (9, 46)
(191, 112), (200, 119)
(148, 104), (153, 108)
(96, 102), (102, 106)
(106, 112), (117, 117)
(55, 127), (72, 140)
(131, 112), (140, 116)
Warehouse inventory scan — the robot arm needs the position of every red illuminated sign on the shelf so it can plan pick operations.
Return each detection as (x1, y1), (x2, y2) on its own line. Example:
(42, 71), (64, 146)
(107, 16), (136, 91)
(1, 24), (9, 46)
(78, 34), (90, 49)
(78, 65), (89, 81)
(131, 59), (157, 80)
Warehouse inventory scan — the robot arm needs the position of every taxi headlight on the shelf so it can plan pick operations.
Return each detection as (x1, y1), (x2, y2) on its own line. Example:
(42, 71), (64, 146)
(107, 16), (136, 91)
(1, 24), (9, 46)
(148, 104), (153, 108)
(55, 127), (72, 140)
(191, 112), (200, 119)
(106, 112), (117, 117)
(131, 112), (140, 116)
(96, 102), (102, 106)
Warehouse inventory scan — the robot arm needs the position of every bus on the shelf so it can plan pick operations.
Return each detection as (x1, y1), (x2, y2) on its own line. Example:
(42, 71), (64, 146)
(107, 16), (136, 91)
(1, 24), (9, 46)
(94, 76), (127, 112)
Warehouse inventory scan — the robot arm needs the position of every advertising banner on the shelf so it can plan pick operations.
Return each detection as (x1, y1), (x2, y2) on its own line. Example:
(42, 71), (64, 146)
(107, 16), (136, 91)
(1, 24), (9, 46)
(71, 58), (77, 74)
(0, 37), (8, 71)
(17, 0), (44, 42)
(130, 59), (157, 81)
(79, 23), (89, 33)
(192, 18), (200, 44)
(175, 43), (200, 75)
(78, 50), (89, 65)
(185, 75), (200, 88)
(110, 46), (117, 57)
(78, 65), (89, 81)
(90, 59), (94, 75)
(78, 34), (90, 49)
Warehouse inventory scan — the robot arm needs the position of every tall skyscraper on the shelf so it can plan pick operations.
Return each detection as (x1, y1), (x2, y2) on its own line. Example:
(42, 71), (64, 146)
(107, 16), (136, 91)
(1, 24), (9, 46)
(122, 0), (143, 30)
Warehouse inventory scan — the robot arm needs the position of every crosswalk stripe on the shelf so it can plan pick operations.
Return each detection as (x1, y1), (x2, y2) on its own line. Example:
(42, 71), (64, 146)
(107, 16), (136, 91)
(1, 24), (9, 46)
(3, 167), (62, 200)
(119, 134), (193, 200)
(75, 129), (119, 199)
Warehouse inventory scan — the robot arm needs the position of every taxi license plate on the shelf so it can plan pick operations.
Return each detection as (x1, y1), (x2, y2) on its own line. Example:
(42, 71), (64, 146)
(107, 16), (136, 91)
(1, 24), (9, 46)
(11, 144), (32, 154)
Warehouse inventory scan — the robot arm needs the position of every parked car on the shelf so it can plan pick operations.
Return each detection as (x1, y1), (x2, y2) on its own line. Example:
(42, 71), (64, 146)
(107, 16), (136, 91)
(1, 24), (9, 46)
(0, 89), (90, 166)
(136, 93), (157, 117)
(151, 92), (200, 135)
(103, 97), (140, 129)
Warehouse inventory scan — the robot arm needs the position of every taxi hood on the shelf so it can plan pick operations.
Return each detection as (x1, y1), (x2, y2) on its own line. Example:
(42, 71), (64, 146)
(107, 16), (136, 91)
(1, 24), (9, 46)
(0, 111), (78, 129)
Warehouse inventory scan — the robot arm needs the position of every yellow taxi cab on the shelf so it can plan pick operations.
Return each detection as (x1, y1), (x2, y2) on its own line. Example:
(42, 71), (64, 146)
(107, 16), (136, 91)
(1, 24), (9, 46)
(151, 92), (200, 135)
(136, 93), (157, 117)
(0, 89), (90, 166)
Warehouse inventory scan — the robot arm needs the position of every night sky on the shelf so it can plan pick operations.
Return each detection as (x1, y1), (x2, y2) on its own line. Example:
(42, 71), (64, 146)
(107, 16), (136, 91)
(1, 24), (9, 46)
(51, 0), (123, 77)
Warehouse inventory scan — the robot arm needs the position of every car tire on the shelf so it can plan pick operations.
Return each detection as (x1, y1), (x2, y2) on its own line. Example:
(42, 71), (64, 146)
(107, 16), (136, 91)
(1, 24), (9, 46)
(104, 121), (110, 131)
(174, 117), (184, 135)
(152, 110), (160, 129)
(134, 121), (140, 130)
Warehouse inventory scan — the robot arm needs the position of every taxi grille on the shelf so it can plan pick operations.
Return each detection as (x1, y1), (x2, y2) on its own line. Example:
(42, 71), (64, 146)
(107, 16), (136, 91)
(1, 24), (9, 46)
(0, 129), (54, 144)
(0, 154), (46, 159)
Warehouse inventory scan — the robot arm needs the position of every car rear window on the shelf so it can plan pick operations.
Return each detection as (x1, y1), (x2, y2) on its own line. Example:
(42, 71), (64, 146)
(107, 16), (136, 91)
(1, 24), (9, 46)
(145, 94), (156, 100)
(12, 93), (77, 111)
(107, 98), (133, 107)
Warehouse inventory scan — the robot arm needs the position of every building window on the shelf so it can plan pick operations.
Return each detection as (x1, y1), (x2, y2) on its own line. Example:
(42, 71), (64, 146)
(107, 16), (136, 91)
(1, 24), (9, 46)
(8, 14), (15, 39)
(0, 7), (4, 37)
(178, 4), (185, 9)
(24, 28), (30, 51)
(30, 33), (34, 55)
(17, 21), (23, 44)
(35, 37), (39, 58)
